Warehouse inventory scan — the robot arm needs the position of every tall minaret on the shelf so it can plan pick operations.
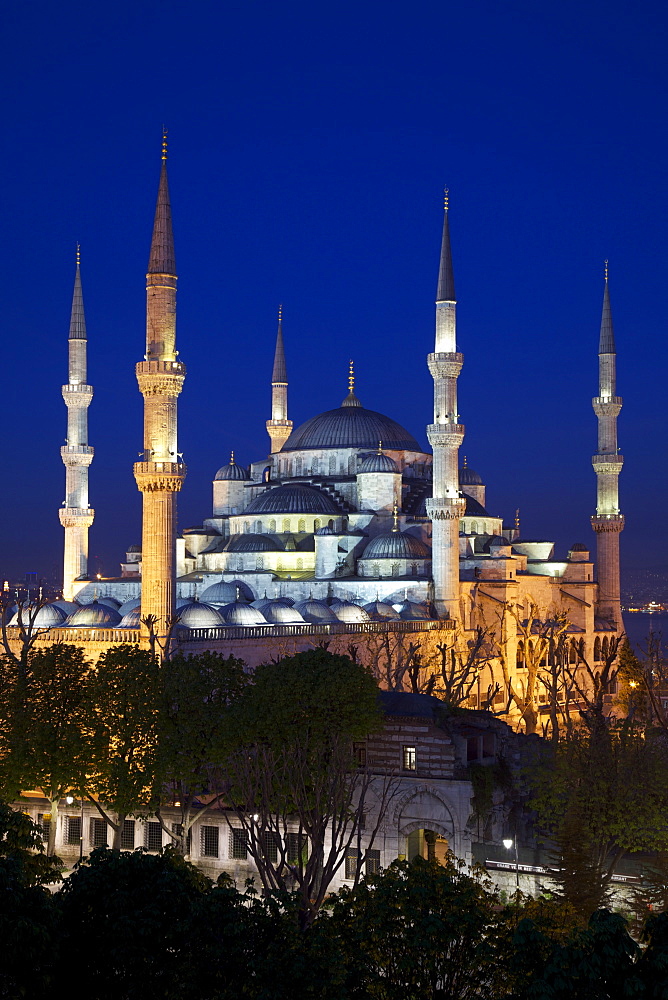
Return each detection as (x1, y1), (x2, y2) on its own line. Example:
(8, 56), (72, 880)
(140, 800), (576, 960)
(425, 190), (466, 618)
(591, 261), (624, 628)
(59, 246), (95, 600)
(133, 131), (186, 630)
(266, 305), (292, 453)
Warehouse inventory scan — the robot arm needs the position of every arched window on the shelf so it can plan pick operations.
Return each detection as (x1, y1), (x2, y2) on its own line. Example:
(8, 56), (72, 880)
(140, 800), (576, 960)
(516, 641), (524, 669)
(282, 519), (291, 533)
(470, 521), (478, 534)
(328, 519), (334, 529)
(256, 556), (264, 570)
(295, 458), (302, 475)
(391, 562), (399, 576)
(269, 519), (276, 533)
(594, 637), (601, 662)
(372, 562), (379, 577)
(578, 638), (586, 660)
(237, 557), (244, 571)
(329, 455), (336, 474)
(342, 517), (348, 531)
(602, 637), (609, 659)
(348, 456), (356, 474)
(298, 519), (306, 533)
(244, 521), (250, 533)
(411, 563), (417, 575)
(297, 558), (303, 569)
(314, 519), (321, 531)
(569, 641), (577, 664)
(312, 458), (319, 475)
(255, 520), (262, 534)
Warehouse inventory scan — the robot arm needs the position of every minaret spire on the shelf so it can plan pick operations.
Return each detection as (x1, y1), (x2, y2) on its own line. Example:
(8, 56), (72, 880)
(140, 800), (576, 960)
(591, 262), (624, 628)
(426, 189), (465, 618)
(60, 246), (95, 600)
(266, 304), (293, 454)
(134, 132), (186, 636)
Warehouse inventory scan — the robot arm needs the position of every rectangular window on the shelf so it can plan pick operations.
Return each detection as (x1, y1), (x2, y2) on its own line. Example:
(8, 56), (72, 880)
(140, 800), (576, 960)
(37, 814), (51, 842)
(260, 831), (279, 864)
(354, 744), (367, 767)
(145, 821), (163, 851)
(67, 815), (82, 846)
(402, 745), (417, 771)
(172, 823), (191, 853)
(200, 825), (219, 858)
(120, 819), (135, 850)
(286, 832), (308, 865)
(466, 736), (479, 762)
(230, 828), (248, 860)
(482, 733), (495, 758)
(344, 847), (360, 880)
(365, 849), (381, 876)
(89, 817), (108, 848)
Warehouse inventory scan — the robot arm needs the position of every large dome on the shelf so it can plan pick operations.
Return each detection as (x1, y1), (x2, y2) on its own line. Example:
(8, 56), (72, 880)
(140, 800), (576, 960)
(362, 531), (431, 560)
(282, 404), (421, 453)
(245, 484), (341, 516)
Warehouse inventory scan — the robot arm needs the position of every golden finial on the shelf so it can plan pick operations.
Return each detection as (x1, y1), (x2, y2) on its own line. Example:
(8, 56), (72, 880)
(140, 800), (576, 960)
(377, 440), (383, 454)
(604, 259), (609, 283)
(515, 508), (520, 531)
(278, 303), (282, 323)
(392, 502), (399, 532)
(75, 242), (81, 266)
(463, 455), (467, 468)
(348, 359), (355, 393)
(161, 125), (168, 161)
(230, 450), (235, 464)
(444, 186), (449, 211)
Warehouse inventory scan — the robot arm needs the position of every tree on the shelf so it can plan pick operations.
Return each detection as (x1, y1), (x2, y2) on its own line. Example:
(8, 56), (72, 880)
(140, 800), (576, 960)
(571, 633), (624, 730)
(154, 650), (248, 853)
(219, 648), (389, 930)
(85, 645), (161, 849)
(531, 720), (668, 917)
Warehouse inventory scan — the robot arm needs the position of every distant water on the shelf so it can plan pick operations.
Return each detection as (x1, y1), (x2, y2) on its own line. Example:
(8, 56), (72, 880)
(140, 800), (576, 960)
(622, 611), (668, 652)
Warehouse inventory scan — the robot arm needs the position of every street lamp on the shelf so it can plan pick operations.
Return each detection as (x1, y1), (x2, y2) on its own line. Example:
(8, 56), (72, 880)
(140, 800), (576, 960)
(503, 837), (520, 889)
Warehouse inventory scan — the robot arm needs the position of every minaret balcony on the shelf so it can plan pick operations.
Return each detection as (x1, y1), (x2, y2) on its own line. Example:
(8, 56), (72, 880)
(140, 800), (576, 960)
(62, 384), (93, 404)
(591, 514), (625, 533)
(427, 352), (464, 379)
(427, 423), (465, 448)
(592, 396), (622, 417)
(59, 507), (95, 528)
(136, 360), (186, 398)
(134, 460), (187, 493)
(591, 454), (624, 474)
(61, 445), (94, 466)
(426, 496), (467, 521)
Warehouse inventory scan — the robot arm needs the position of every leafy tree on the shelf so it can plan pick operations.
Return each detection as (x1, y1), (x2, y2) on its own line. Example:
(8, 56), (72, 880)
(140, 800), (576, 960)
(531, 720), (668, 917)
(220, 648), (388, 930)
(153, 650), (248, 853)
(329, 855), (504, 999)
(86, 645), (161, 849)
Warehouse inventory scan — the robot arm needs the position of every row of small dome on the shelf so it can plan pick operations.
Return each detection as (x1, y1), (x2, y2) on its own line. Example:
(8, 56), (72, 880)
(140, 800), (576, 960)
(215, 451), (483, 483)
(8, 592), (433, 629)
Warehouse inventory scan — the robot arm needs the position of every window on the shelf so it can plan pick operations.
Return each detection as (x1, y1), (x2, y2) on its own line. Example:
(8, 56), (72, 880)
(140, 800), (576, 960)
(298, 519), (306, 533)
(467, 736), (479, 762)
(67, 815), (82, 846)
(260, 831), (279, 863)
(297, 558), (303, 569)
(594, 637), (601, 662)
(244, 521), (250, 533)
(286, 832), (308, 865)
(365, 849), (381, 876)
(269, 519), (276, 533)
(482, 733), (495, 757)
(354, 744), (367, 767)
(282, 519), (291, 533)
(37, 814), (51, 841)
(145, 821), (162, 851)
(121, 819), (135, 850)
(402, 746), (417, 771)
(171, 823), (191, 853)
(89, 817), (108, 847)
(391, 562), (399, 576)
(256, 556), (264, 570)
(314, 519), (321, 531)
(344, 847), (360, 880)
(230, 828), (248, 860)
(200, 825), (219, 858)
(329, 456), (336, 474)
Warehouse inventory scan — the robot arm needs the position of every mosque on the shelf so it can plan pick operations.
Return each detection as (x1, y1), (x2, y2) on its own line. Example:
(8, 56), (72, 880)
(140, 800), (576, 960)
(10, 141), (623, 688)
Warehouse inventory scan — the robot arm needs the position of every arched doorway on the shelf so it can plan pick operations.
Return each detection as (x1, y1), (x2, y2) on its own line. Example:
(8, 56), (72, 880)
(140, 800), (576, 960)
(395, 788), (456, 864)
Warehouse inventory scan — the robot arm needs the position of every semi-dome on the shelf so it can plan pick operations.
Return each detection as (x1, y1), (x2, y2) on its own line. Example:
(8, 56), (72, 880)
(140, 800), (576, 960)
(66, 601), (122, 626)
(245, 484), (341, 516)
(120, 607), (142, 627)
(117, 598), (141, 616)
(225, 534), (282, 553)
(398, 600), (432, 620)
(333, 602), (371, 624)
(214, 454), (251, 481)
(293, 599), (338, 623)
(10, 604), (68, 628)
(219, 602), (267, 626)
(199, 580), (239, 605)
(282, 403), (421, 453)
(358, 451), (399, 474)
(363, 601), (401, 620)
(261, 602), (306, 624)
(97, 596), (122, 610)
(362, 531), (430, 561)
(177, 601), (224, 627)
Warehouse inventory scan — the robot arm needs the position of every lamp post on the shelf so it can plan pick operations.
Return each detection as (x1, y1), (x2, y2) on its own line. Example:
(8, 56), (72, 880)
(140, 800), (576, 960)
(503, 837), (520, 889)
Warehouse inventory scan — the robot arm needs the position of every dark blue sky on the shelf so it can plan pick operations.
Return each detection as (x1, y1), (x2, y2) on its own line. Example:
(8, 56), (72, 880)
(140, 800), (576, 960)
(1, 0), (665, 582)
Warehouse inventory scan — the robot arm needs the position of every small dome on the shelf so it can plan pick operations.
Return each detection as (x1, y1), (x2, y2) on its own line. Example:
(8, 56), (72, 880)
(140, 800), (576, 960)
(97, 596), (122, 610)
(362, 531), (430, 561)
(10, 604), (67, 628)
(177, 601), (224, 627)
(293, 599), (339, 623)
(459, 466), (483, 486)
(117, 598), (141, 616)
(398, 600), (431, 621)
(333, 602), (371, 624)
(363, 601), (401, 620)
(245, 484), (341, 516)
(358, 451), (399, 474)
(127, 544), (141, 553)
(225, 534), (282, 553)
(315, 526), (335, 535)
(199, 580), (239, 605)
(120, 608), (142, 627)
(214, 454), (250, 481)
(66, 601), (122, 626)
(50, 599), (81, 615)
(175, 598), (191, 608)
(571, 542), (588, 552)
(488, 536), (510, 548)
(261, 602), (306, 624)
(251, 596), (294, 610)
(219, 602), (268, 626)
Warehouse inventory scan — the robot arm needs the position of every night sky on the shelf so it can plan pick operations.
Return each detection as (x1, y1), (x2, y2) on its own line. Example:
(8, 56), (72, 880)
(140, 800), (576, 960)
(1, 0), (665, 583)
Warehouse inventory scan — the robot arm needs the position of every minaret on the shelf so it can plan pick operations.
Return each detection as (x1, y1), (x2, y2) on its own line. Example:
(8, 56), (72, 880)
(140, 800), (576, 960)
(591, 261), (624, 628)
(133, 131), (186, 630)
(425, 190), (466, 618)
(266, 305), (293, 453)
(59, 245), (94, 600)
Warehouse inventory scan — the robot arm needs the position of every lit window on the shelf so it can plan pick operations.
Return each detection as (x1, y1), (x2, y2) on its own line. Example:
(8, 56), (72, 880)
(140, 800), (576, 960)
(402, 746), (417, 771)
(230, 828), (248, 860)
(365, 849), (381, 876)
(121, 819), (135, 850)
(345, 847), (360, 879)
(67, 816), (82, 846)
(145, 821), (162, 851)
(37, 813), (51, 841)
(89, 817), (108, 847)
(200, 825), (219, 858)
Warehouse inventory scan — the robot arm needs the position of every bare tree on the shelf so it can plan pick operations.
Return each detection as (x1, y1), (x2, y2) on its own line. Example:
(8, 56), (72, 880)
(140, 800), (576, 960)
(570, 634), (624, 731)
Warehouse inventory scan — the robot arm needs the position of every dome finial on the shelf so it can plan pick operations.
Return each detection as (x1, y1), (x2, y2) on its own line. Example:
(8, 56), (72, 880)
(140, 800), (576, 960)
(75, 242), (81, 267)
(604, 258), (609, 283)
(348, 359), (355, 393)
(463, 455), (467, 468)
(392, 502), (399, 532)
(278, 302), (282, 323)
(230, 450), (235, 464)
(515, 508), (520, 532)
(377, 440), (383, 454)
(444, 185), (449, 212)
(161, 125), (168, 161)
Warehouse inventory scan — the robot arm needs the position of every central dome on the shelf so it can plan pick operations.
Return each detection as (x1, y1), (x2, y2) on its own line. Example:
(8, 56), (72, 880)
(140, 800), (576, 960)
(245, 483), (341, 515)
(282, 404), (421, 453)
